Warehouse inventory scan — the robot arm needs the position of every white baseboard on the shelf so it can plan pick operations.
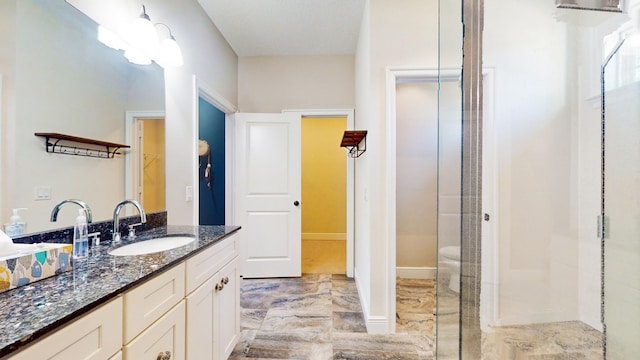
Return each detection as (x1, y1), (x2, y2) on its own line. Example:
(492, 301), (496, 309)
(302, 232), (346, 241)
(396, 267), (437, 279)
(366, 316), (390, 334)
(496, 310), (577, 327)
(354, 267), (391, 334)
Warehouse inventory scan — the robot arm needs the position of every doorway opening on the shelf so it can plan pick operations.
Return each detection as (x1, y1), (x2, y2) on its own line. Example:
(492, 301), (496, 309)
(385, 68), (494, 349)
(285, 109), (355, 278)
(126, 111), (166, 214)
(140, 118), (166, 212)
(301, 116), (348, 274)
(198, 97), (226, 225)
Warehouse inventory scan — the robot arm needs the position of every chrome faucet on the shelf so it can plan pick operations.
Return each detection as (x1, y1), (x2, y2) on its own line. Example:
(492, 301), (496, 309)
(112, 200), (147, 243)
(50, 199), (93, 223)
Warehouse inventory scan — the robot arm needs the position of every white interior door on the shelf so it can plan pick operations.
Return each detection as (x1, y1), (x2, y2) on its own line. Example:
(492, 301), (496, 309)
(234, 113), (301, 278)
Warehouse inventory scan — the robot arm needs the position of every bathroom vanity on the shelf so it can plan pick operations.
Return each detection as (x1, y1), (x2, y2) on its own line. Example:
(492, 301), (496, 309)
(0, 225), (240, 360)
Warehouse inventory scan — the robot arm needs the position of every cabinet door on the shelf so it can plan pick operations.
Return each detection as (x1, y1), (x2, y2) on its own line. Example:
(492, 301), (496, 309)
(109, 351), (123, 360)
(9, 297), (123, 360)
(123, 301), (185, 360)
(185, 273), (216, 360)
(214, 257), (240, 360)
(185, 257), (240, 360)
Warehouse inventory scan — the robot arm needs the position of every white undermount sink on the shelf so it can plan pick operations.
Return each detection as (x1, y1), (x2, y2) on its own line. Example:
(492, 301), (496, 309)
(108, 236), (196, 256)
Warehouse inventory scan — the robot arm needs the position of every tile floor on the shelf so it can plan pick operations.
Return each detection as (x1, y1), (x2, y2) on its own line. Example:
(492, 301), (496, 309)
(231, 274), (436, 359)
(481, 321), (604, 359)
(232, 274), (603, 359)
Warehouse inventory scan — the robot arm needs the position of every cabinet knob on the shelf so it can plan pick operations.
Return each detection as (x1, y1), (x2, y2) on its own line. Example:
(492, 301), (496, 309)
(222, 276), (229, 285)
(215, 282), (224, 292)
(157, 351), (171, 360)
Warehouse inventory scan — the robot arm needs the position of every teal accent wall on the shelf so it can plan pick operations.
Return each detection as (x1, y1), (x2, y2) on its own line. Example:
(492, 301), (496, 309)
(198, 97), (225, 225)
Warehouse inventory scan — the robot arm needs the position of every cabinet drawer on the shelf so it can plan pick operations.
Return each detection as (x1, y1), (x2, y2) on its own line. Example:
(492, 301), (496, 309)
(123, 263), (185, 343)
(186, 233), (238, 294)
(9, 297), (123, 360)
(123, 301), (185, 360)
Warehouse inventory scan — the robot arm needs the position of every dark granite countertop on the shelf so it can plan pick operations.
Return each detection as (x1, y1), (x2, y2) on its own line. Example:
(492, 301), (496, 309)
(0, 225), (240, 358)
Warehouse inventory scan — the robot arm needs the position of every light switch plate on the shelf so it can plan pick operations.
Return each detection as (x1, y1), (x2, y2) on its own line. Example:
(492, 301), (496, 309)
(186, 185), (193, 201)
(34, 186), (52, 200)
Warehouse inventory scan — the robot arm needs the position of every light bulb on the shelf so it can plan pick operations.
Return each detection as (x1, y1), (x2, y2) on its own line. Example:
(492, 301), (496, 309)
(158, 35), (184, 67)
(130, 5), (159, 58)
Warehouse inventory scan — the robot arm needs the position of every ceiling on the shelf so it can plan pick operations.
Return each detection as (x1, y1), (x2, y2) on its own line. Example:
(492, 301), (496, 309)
(197, 0), (367, 57)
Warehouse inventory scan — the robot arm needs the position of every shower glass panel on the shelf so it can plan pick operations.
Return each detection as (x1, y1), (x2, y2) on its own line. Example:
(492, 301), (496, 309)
(435, 79), (462, 360)
(437, 0), (463, 358)
(603, 34), (640, 359)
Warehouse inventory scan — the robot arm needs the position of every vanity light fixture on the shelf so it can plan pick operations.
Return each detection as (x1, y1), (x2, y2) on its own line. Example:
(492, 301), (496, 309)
(155, 23), (184, 68)
(97, 5), (184, 67)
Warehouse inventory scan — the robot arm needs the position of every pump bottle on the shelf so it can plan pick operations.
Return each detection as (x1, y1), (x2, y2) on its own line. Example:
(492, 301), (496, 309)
(73, 209), (89, 258)
(3, 208), (27, 237)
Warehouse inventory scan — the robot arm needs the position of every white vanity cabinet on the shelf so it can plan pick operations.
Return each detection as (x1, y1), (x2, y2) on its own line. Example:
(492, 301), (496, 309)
(185, 234), (240, 360)
(4, 231), (240, 360)
(7, 297), (123, 360)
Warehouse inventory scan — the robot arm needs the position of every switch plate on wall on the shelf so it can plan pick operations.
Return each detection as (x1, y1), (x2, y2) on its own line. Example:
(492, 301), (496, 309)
(186, 186), (193, 201)
(34, 186), (51, 200)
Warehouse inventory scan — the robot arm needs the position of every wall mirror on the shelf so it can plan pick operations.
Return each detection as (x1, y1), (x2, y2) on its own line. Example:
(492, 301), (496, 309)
(0, 0), (165, 233)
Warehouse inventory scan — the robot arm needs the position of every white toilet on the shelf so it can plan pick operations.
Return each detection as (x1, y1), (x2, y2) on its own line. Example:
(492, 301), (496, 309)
(439, 246), (461, 293)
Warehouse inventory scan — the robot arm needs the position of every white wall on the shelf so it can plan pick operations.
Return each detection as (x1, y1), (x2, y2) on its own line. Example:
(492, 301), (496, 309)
(355, 0), (438, 332)
(353, 0), (372, 327)
(395, 81), (438, 269)
(238, 55), (354, 113)
(484, 0), (589, 325)
(68, 0), (238, 227)
(0, 1), (17, 231)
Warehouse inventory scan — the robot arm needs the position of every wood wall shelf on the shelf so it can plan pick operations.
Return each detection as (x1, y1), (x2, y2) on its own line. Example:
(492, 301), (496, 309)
(340, 130), (368, 158)
(34, 133), (130, 159)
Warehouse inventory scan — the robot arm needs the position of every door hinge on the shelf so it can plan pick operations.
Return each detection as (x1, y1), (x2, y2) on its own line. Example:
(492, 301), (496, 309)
(598, 215), (610, 239)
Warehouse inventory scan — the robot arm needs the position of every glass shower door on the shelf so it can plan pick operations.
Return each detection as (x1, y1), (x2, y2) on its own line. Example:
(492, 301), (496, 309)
(603, 36), (640, 359)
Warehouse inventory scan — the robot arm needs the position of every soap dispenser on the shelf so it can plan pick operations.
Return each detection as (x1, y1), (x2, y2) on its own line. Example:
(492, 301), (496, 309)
(3, 208), (27, 237)
(73, 209), (89, 259)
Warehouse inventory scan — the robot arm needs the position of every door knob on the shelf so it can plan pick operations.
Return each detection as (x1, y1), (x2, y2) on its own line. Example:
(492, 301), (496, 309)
(294, 201), (300, 206)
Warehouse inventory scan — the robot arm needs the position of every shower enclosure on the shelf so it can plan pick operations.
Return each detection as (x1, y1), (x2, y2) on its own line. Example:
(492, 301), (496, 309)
(438, 0), (640, 358)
